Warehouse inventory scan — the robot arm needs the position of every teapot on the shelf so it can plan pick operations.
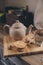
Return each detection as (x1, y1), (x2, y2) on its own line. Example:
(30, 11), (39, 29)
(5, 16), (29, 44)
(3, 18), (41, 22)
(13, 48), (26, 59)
(4, 20), (27, 40)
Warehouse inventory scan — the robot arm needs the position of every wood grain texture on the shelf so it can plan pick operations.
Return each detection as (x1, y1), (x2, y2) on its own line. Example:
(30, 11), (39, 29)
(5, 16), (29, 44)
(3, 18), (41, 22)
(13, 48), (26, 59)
(21, 54), (43, 65)
(3, 35), (43, 57)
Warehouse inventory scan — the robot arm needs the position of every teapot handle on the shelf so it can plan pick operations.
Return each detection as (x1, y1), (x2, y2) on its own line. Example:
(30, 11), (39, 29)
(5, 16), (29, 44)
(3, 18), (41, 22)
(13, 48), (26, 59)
(3, 24), (10, 34)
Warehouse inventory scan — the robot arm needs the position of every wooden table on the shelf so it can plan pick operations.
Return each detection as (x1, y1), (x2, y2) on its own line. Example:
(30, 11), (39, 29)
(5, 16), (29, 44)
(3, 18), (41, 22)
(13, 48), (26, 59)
(21, 54), (43, 65)
(1, 34), (43, 65)
(3, 35), (43, 57)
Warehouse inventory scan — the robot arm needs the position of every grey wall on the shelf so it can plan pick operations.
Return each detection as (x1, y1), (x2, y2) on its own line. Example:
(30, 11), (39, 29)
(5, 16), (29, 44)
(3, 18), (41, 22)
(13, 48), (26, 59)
(0, 0), (5, 11)
(0, 0), (39, 13)
(5, 0), (39, 13)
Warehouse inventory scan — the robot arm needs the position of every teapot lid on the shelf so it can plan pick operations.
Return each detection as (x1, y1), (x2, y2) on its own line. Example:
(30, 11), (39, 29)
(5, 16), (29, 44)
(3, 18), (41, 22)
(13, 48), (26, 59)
(12, 20), (27, 29)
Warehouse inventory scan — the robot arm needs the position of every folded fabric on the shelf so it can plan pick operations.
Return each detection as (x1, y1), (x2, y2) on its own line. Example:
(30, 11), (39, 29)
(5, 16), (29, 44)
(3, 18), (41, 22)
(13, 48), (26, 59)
(34, 0), (43, 29)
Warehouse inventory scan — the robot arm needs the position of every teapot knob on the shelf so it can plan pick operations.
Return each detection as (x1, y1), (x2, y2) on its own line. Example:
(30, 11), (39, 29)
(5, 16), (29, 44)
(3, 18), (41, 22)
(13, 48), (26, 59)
(16, 20), (20, 23)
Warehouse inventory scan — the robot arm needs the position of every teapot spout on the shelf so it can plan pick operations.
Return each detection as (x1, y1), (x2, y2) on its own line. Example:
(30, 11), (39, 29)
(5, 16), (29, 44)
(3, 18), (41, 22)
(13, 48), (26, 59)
(26, 24), (33, 34)
(29, 24), (33, 33)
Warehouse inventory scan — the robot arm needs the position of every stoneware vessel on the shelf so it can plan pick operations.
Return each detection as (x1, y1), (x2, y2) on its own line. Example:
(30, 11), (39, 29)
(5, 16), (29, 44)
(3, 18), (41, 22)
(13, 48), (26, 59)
(4, 20), (27, 40)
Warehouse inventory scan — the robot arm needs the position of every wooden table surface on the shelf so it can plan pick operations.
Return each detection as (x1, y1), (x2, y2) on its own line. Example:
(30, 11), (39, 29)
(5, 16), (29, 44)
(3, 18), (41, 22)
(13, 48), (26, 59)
(3, 35), (43, 57)
(21, 54), (43, 65)
(0, 31), (43, 65)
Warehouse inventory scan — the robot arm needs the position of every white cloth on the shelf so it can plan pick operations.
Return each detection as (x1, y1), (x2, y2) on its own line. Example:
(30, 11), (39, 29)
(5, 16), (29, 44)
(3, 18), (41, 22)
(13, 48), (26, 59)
(34, 0), (43, 29)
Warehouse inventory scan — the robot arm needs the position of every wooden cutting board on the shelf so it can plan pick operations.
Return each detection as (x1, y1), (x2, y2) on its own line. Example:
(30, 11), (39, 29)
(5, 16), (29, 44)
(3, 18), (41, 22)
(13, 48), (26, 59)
(3, 35), (43, 57)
